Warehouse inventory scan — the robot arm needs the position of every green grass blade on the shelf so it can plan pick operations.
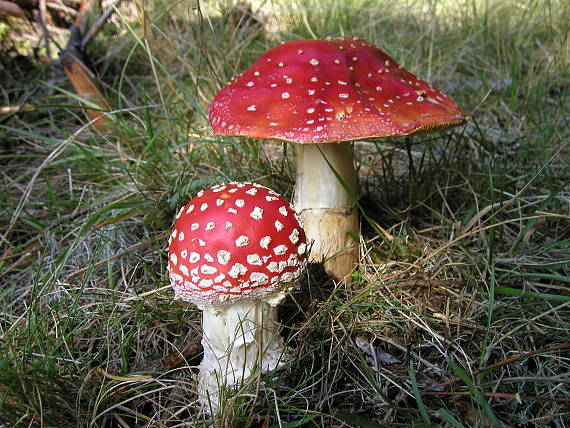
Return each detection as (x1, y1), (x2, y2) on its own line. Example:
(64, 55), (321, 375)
(495, 286), (570, 302)
(408, 360), (431, 424)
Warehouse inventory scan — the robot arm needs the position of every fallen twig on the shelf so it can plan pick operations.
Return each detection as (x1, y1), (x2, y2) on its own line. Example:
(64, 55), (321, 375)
(80, 0), (122, 50)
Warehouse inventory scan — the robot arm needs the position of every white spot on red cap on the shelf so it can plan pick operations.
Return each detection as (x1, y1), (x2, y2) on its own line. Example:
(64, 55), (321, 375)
(275, 220), (284, 231)
(289, 228), (300, 244)
(170, 253), (178, 265)
(201, 265), (217, 275)
(247, 254), (262, 265)
(246, 188), (257, 195)
(179, 264), (189, 276)
(189, 252), (200, 263)
(205, 222), (215, 231)
(217, 250), (231, 265)
(198, 279), (213, 288)
(186, 205), (194, 214)
(225, 221), (232, 229)
(235, 199), (245, 208)
(310, 58), (319, 66)
(191, 223), (199, 231)
(204, 253), (214, 262)
(250, 207), (263, 219)
(298, 243), (307, 255)
(246, 105), (257, 111)
(273, 245), (288, 255)
(235, 235), (249, 247)
(260, 236), (271, 249)
(250, 272), (269, 284)
(228, 263), (247, 278)
(282, 92), (290, 99)
(279, 206), (288, 216)
(200, 203), (208, 211)
(178, 232), (185, 241)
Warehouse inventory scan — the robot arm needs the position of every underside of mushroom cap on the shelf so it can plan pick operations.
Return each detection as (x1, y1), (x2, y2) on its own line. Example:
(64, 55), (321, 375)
(209, 37), (467, 144)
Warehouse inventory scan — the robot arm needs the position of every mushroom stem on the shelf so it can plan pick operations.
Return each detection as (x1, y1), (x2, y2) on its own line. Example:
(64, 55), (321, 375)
(293, 142), (359, 280)
(197, 295), (288, 411)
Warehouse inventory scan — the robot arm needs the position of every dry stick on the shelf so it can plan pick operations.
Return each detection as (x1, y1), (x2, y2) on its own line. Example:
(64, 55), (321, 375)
(80, 0), (122, 50)
(430, 343), (570, 390)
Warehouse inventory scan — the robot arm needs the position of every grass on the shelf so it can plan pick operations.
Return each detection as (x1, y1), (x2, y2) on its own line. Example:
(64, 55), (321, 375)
(1, 0), (569, 426)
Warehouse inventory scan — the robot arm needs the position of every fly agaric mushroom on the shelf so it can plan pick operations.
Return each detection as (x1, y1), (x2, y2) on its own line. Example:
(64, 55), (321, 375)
(209, 37), (467, 281)
(167, 182), (307, 410)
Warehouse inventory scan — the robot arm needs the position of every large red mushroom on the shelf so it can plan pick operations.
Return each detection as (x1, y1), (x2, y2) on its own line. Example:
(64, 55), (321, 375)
(168, 182), (307, 411)
(209, 37), (467, 280)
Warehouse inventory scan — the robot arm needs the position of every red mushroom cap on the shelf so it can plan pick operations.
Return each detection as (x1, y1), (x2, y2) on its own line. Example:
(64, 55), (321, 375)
(209, 37), (467, 144)
(168, 182), (307, 306)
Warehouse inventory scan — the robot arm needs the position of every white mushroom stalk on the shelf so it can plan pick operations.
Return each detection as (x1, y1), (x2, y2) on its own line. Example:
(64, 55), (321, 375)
(198, 294), (288, 406)
(293, 142), (359, 279)
(167, 182), (307, 413)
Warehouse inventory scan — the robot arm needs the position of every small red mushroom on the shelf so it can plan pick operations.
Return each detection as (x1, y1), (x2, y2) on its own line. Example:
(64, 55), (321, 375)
(168, 182), (307, 410)
(209, 37), (467, 280)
